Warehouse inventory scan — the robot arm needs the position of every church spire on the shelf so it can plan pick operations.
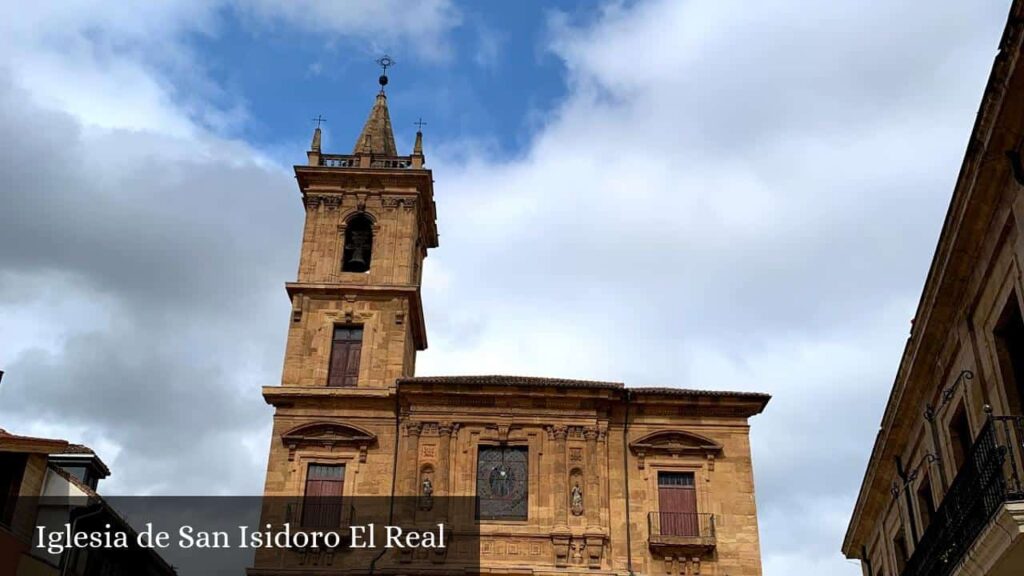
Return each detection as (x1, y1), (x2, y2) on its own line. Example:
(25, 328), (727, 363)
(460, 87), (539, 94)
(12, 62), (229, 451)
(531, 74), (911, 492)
(354, 92), (397, 156)
(354, 56), (398, 156)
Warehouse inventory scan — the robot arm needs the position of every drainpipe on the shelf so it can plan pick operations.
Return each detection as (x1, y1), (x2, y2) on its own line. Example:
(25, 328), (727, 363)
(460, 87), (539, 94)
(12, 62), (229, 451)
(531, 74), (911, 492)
(368, 384), (402, 575)
(622, 389), (634, 576)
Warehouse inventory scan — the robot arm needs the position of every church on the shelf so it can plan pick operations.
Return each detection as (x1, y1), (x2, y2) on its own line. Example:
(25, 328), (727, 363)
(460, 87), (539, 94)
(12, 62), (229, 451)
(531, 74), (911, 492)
(249, 68), (770, 576)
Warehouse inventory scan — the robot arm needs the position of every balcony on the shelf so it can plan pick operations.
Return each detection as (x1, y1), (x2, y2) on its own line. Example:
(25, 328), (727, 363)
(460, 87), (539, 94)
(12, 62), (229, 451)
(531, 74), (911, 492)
(902, 415), (1024, 576)
(647, 512), (716, 553)
(319, 154), (414, 169)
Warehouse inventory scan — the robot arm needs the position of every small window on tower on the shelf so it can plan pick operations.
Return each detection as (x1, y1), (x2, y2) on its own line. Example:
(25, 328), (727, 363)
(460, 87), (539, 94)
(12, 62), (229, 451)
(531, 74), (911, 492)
(342, 215), (373, 273)
(328, 326), (363, 387)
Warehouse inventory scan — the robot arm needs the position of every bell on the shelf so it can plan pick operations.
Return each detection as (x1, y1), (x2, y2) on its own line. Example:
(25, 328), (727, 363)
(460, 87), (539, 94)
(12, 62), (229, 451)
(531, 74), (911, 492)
(347, 250), (368, 269)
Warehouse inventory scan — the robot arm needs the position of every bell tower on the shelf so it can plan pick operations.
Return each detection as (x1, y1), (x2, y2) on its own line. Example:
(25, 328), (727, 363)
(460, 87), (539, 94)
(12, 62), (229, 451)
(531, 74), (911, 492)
(282, 69), (437, 390)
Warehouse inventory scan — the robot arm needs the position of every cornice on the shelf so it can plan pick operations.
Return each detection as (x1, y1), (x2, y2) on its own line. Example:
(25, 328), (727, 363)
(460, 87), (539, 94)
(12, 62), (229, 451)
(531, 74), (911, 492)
(284, 283), (428, 350)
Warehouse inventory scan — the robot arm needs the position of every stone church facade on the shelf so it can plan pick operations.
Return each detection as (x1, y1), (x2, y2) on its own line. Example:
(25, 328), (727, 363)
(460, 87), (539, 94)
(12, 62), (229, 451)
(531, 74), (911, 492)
(250, 75), (769, 576)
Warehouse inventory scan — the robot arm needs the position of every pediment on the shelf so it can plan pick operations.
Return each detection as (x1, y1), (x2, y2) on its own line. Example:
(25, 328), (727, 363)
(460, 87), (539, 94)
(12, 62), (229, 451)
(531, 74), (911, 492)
(281, 421), (377, 462)
(629, 430), (723, 469)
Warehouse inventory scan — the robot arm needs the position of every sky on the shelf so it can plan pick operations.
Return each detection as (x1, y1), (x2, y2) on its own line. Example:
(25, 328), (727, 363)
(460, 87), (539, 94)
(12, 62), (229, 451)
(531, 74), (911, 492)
(0, 0), (1014, 573)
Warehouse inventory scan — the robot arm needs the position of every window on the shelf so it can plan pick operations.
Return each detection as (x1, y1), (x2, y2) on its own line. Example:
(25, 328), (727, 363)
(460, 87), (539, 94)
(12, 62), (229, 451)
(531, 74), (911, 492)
(476, 446), (528, 520)
(995, 292), (1024, 414)
(916, 473), (935, 533)
(342, 215), (373, 273)
(657, 471), (698, 536)
(302, 464), (345, 528)
(892, 530), (909, 573)
(0, 453), (27, 528)
(948, 403), (973, 474)
(328, 326), (362, 387)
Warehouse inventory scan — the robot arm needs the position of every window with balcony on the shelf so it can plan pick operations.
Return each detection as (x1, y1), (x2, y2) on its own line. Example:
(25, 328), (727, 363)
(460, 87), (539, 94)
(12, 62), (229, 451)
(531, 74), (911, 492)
(994, 292), (1024, 413)
(915, 473), (935, 533)
(948, 403), (972, 473)
(892, 530), (909, 574)
(302, 464), (345, 528)
(657, 471), (698, 537)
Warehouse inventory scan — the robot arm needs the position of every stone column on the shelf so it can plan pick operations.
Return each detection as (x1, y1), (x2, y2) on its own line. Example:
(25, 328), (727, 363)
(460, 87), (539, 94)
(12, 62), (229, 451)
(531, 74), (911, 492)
(437, 422), (453, 522)
(584, 427), (600, 528)
(403, 421), (422, 521)
(551, 425), (569, 527)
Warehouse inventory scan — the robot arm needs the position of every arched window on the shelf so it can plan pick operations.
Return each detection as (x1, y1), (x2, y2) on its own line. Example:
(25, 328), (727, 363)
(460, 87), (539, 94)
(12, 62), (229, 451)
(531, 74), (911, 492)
(342, 215), (373, 273)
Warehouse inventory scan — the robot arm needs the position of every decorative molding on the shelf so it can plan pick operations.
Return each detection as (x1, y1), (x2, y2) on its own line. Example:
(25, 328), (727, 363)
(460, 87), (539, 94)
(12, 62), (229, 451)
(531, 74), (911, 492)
(281, 421), (377, 463)
(629, 429), (723, 470)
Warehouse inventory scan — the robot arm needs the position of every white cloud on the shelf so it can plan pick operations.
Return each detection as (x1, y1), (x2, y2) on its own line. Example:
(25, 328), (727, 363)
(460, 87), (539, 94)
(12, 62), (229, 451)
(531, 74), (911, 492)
(0, 0), (1015, 572)
(415, 1), (1011, 574)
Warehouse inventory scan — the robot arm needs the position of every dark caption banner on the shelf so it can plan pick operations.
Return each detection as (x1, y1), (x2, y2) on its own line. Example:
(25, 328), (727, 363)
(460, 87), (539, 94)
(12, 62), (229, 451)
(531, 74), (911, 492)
(12, 497), (481, 575)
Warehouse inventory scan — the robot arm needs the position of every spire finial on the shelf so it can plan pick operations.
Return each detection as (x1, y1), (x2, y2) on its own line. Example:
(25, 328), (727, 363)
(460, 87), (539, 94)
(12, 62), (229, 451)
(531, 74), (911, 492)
(376, 55), (395, 93)
(414, 118), (427, 131)
(310, 114), (325, 152)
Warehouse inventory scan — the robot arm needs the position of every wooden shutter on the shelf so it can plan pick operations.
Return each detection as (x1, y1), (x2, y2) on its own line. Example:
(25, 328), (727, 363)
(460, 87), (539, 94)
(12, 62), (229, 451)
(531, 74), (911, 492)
(658, 472), (697, 537)
(328, 326), (363, 387)
(303, 464), (345, 528)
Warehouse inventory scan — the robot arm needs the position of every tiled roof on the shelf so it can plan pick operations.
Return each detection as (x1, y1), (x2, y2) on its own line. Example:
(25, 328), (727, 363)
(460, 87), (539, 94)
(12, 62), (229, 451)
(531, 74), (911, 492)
(398, 375), (624, 389)
(56, 443), (96, 455)
(0, 428), (70, 452)
(630, 387), (772, 400)
(397, 376), (771, 405)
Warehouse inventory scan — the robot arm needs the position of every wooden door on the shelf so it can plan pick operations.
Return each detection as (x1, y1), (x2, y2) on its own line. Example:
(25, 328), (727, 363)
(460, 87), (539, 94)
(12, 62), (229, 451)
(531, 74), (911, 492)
(328, 326), (362, 387)
(302, 464), (345, 528)
(658, 472), (697, 537)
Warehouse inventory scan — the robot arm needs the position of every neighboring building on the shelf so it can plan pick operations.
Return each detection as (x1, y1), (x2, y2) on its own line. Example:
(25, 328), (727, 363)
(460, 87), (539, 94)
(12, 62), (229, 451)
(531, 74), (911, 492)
(0, 428), (175, 576)
(842, 2), (1024, 576)
(251, 71), (770, 576)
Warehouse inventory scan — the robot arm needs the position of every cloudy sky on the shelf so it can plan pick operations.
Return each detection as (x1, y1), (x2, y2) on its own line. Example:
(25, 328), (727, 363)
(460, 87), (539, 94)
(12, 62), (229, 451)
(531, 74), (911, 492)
(0, 0), (1014, 573)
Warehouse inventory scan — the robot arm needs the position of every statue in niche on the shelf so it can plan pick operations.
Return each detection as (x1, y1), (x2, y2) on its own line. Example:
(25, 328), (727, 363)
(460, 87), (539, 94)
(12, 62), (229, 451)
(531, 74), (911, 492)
(570, 482), (584, 516)
(419, 475), (434, 510)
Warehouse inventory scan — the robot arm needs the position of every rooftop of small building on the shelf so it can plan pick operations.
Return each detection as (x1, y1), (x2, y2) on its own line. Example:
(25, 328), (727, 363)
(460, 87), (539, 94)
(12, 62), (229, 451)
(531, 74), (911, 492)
(0, 428), (111, 476)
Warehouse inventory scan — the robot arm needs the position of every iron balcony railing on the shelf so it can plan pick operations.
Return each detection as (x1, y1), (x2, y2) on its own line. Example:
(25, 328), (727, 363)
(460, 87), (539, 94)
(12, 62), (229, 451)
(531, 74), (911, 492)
(902, 414), (1024, 576)
(647, 512), (716, 545)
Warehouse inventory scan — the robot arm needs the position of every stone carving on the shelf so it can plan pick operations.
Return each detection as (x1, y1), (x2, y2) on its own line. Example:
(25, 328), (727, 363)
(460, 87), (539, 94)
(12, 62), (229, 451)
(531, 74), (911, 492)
(419, 474), (434, 510)
(570, 482), (584, 516)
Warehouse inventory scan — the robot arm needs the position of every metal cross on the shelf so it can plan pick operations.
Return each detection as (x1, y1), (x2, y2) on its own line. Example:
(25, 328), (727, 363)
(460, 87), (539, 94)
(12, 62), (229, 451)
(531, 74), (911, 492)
(414, 118), (427, 130)
(376, 55), (395, 75)
(312, 114), (327, 129)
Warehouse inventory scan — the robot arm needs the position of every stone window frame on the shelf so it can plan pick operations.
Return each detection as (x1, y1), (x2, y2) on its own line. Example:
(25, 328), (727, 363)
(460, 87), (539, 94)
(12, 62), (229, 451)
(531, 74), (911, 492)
(474, 443), (531, 523)
(976, 257), (1024, 418)
(644, 462), (707, 528)
(336, 209), (383, 278)
(294, 454), (357, 528)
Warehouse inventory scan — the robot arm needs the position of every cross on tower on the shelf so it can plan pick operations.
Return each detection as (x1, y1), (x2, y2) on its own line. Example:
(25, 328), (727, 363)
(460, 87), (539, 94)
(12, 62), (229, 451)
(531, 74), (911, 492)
(312, 114), (327, 129)
(376, 55), (395, 91)
(414, 118), (427, 131)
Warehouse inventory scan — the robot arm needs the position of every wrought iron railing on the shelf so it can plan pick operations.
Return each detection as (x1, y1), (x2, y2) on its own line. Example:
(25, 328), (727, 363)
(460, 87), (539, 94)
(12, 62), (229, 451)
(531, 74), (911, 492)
(647, 512), (716, 542)
(901, 414), (1024, 576)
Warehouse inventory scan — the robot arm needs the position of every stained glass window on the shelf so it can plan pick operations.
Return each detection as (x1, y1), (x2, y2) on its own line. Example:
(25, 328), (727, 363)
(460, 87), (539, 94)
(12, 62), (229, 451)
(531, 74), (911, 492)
(476, 446), (528, 520)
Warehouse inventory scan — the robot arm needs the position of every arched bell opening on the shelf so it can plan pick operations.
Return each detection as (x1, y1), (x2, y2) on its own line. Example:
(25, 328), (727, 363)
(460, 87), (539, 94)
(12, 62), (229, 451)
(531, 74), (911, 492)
(342, 214), (374, 273)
